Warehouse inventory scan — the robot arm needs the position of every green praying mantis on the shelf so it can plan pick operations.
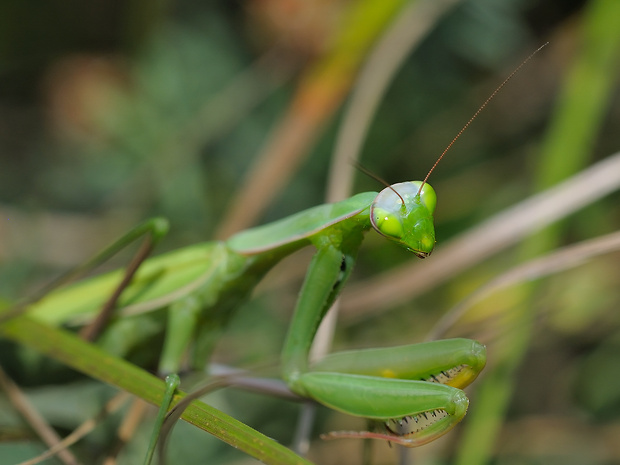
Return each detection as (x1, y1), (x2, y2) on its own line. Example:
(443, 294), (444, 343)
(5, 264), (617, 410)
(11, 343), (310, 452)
(25, 180), (484, 448)
(4, 46), (546, 453)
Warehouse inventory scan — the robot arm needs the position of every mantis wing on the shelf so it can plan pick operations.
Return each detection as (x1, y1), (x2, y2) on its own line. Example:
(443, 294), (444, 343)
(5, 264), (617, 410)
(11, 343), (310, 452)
(28, 242), (227, 326)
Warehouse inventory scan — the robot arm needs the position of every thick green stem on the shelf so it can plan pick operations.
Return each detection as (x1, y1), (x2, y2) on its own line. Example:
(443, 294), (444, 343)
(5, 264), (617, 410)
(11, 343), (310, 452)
(0, 314), (313, 465)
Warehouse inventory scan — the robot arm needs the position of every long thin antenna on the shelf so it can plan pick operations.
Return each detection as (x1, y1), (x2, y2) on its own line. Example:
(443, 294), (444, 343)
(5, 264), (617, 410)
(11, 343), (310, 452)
(417, 42), (549, 196)
(353, 160), (406, 206)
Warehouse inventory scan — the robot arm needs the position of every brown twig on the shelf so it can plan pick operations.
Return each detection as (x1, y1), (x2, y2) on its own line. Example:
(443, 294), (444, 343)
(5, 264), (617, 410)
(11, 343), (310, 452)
(0, 365), (81, 465)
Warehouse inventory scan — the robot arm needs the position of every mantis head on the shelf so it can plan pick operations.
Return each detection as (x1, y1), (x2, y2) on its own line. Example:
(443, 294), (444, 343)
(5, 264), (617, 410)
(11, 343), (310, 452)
(370, 181), (437, 258)
(367, 44), (549, 259)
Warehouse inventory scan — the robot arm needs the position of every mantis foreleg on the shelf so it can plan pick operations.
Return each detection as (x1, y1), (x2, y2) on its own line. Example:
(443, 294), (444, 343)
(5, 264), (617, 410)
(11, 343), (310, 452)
(282, 230), (364, 388)
(297, 338), (485, 446)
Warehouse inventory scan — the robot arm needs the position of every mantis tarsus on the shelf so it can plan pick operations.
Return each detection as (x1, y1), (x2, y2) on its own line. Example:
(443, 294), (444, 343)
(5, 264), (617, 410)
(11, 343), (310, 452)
(7, 45), (546, 453)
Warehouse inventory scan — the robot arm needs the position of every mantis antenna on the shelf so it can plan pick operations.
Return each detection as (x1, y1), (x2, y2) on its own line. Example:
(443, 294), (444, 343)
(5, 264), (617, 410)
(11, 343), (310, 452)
(353, 160), (406, 206)
(417, 42), (549, 196)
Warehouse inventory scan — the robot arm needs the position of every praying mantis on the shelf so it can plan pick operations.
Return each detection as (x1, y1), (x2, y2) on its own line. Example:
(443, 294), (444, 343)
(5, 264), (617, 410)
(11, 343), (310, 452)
(24, 180), (485, 448)
(2, 46), (546, 456)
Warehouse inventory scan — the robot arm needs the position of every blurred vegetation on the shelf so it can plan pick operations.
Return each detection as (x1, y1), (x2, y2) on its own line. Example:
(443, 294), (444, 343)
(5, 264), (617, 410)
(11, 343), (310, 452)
(1, 0), (620, 464)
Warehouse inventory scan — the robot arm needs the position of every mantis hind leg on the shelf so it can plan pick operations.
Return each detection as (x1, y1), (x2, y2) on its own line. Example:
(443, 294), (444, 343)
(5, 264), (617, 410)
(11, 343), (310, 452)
(158, 295), (203, 375)
(143, 374), (180, 465)
(2, 217), (169, 329)
(80, 218), (170, 341)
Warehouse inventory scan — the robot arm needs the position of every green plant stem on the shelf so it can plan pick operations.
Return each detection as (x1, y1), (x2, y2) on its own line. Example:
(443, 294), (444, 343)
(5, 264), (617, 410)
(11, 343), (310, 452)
(0, 314), (313, 465)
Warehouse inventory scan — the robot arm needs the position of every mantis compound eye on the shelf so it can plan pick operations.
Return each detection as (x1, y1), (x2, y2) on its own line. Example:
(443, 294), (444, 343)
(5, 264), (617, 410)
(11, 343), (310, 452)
(370, 181), (437, 258)
(371, 208), (404, 240)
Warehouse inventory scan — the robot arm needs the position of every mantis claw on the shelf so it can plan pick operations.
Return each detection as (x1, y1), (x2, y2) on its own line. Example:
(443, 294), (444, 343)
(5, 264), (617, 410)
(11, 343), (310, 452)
(321, 403), (463, 448)
(297, 340), (482, 446)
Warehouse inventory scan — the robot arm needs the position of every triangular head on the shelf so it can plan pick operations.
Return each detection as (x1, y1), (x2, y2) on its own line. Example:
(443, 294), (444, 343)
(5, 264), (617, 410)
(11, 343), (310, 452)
(370, 181), (436, 258)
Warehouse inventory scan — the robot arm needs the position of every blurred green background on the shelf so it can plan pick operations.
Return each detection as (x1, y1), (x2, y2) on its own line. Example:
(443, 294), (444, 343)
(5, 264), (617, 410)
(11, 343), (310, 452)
(1, 0), (620, 464)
